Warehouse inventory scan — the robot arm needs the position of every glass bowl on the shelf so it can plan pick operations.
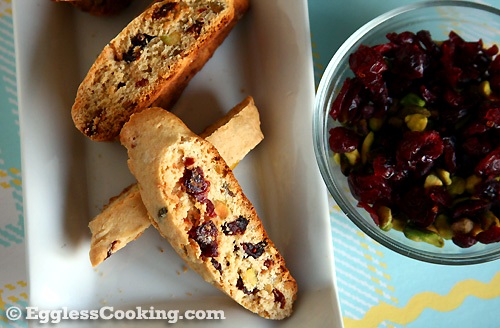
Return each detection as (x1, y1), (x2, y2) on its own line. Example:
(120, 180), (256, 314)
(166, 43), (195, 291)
(313, 1), (500, 265)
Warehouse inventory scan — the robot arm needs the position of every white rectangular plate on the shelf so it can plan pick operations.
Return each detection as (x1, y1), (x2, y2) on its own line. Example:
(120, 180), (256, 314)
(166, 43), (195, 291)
(14, 0), (343, 326)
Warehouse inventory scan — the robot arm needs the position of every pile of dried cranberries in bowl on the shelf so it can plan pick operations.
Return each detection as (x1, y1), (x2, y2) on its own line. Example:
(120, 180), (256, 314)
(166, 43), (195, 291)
(329, 30), (500, 248)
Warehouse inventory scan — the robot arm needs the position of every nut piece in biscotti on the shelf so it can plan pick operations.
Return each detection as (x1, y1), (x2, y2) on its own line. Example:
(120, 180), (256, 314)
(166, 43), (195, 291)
(120, 108), (297, 319)
(71, 0), (250, 141)
(89, 96), (263, 267)
(52, 0), (133, 16)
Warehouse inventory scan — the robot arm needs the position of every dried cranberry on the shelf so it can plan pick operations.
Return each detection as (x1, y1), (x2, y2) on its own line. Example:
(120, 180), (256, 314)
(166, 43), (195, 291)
(329, 127), (361, 153)
(452, 199), (490, 219)
(273, 289), (286, 309)
(222, 217), (249, 235)
(475, 148), (500, 177)
(183, 166), (209, 194)
(396, 131), (444, 173)
(462, 136), (493, 157)
(187, 21), (203, 37)
(242, 241), (267, 259)
(358, 202), (380, 226)
(263, 259), (274, 269)
(400, 187), (438, 227)
(348, 173), (392, 204)
(475, 180), (500, 202)
(135, 78), (148, 88)
(428, 186), (452, 208)
(330, 77), (365, 124)
(211, 258), (222, 274)
(188, 220), (218, 257)
(441, 137), (457, 173)
(236, 276), (256, 295)
(184, 157), (195, 167)
(181, 166), (216, 217)
(476, 225), (500, 244)
(152, 2), (177, 20)
(122, 33), (155, 63)
(463, 122), (489, 138)
(452, 233), (477, 248)
(391, 43), (428, 80)
(105, 240), (119, 260)
(484, 107), (500, 127)
(349, 45), (388, 94)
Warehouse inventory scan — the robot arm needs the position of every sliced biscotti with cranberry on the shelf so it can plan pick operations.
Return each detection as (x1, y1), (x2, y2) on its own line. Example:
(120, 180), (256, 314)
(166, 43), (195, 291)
(120, 108), (297, 319)
(72, 0), (250, 141)
(89, 96), (263, 267)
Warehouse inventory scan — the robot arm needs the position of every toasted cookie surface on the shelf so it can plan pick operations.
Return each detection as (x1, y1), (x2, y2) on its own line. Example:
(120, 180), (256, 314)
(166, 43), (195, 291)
(120, 108), (297, 319)
(72, 0), (249, 141)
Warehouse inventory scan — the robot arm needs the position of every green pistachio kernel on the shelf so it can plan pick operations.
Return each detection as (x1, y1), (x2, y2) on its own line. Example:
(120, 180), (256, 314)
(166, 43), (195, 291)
(160, 32), (181, 46)
(480, 80), (492, 97)
(447, 176), (466, 196)
(434, 214), (453, 240)
(424, 174), (443, 188)
(405, 113), (428, 132)
(400, 92), (426, 107)
(403, 226), (445, 248)
(368, 117), (384, 131)
(361, 131), (374, 165)
(377, 206), (393, 231)
(344, 149), (360, 166)
(465, 175), (482, 194)
(436, 168), (452, 186)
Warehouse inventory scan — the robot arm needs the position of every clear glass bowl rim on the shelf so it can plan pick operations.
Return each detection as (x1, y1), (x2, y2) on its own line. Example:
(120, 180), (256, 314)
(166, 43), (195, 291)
(313, 0), (500, 265)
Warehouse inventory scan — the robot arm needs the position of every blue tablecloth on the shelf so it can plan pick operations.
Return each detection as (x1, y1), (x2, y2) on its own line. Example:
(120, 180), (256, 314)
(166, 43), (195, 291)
(308, 0), (500, 327)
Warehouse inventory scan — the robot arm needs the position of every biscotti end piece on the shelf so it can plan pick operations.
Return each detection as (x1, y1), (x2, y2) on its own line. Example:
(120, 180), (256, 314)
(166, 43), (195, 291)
(71, 0), (250, 141)
(120, 108), (297, 319)
(88, 184), (150, 267)
(201, 96), (263, 169)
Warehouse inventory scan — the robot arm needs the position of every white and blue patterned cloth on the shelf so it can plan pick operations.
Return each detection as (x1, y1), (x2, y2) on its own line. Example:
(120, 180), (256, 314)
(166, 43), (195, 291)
(0, 1), (28, 327)
(309, 0), (500, 327)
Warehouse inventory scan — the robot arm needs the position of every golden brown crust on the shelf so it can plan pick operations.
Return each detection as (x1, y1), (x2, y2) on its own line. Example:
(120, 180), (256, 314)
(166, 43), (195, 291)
(120, 108), (297, 319)
(71, 0), (250, 141)
(201, 96), (263, 169)
(88, 96), (263, 267)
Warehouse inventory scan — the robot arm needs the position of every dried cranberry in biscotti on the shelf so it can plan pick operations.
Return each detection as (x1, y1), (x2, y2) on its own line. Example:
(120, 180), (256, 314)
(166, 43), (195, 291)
(152, 2), (178, 20)
(222, 217), (249, 235)
(188, 220), (218, 258)
(242, 241), (267, 259)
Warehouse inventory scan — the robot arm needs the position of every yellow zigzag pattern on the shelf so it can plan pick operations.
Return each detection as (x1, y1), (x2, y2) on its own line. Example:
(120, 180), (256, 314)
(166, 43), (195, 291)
(344, 271), (500, 327)
(0, 0), (12, 18)
(0, 281), (28, 323)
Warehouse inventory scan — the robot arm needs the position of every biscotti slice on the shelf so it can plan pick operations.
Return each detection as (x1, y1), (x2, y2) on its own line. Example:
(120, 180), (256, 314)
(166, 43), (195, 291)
(71, 0), (250, 141)
(89, 184), (148, 267)
(89, 96), (263, 267)
(120, 108), (297, 319)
